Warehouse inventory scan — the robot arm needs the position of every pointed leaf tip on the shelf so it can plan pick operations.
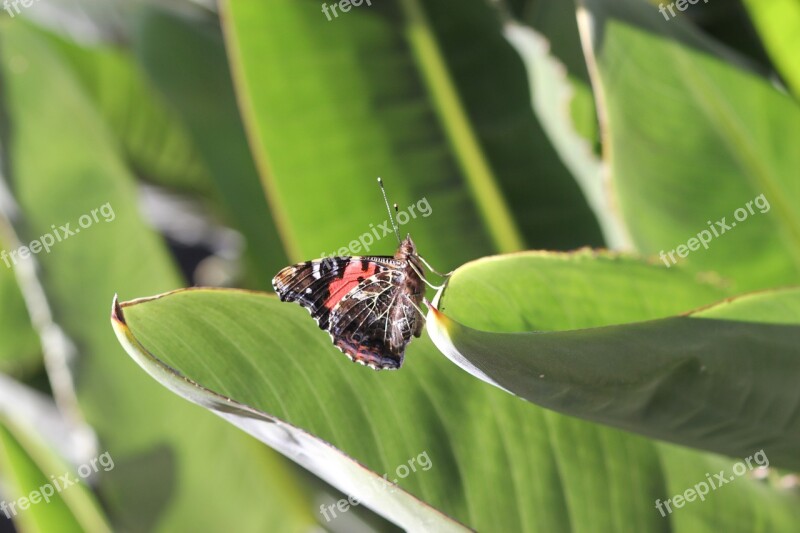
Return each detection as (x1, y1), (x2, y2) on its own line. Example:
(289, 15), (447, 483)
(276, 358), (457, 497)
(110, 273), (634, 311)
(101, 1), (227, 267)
(111, 294), (126, 326)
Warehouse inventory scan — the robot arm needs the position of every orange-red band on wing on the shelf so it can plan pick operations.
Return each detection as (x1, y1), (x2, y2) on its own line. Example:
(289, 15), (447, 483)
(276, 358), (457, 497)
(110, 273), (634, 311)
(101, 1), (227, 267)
(324, 261), (378, 309)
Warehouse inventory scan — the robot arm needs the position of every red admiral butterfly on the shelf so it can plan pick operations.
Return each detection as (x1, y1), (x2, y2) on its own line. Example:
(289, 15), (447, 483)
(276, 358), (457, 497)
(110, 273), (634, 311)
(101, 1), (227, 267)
(272, 179), (446, 370)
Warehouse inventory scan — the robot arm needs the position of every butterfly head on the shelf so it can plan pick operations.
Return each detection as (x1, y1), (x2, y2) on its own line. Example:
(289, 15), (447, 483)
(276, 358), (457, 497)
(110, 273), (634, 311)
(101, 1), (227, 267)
(396, 234), (417, 259)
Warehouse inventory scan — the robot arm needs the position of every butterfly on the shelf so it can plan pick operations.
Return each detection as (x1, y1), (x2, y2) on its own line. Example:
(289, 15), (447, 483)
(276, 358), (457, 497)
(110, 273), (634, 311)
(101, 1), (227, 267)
(271, 179), (446, 370)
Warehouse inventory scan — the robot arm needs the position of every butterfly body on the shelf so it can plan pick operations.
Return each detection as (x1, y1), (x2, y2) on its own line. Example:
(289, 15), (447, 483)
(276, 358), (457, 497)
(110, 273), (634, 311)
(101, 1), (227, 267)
(272, 236), (425, 370)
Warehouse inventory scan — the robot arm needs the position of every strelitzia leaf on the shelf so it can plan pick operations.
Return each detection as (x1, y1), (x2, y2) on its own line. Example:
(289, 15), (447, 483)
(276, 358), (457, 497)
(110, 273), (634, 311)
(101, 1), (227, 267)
(110, 292), (470, 532)
(0, 415), (111, 533)
(741, 0), (800, 99)
(0, 262), (40, 377)
(575, 0), (800, 291)
(427, 251), (800, 470)
(504, 21), (630, 250)
(110, 268), (800, 531)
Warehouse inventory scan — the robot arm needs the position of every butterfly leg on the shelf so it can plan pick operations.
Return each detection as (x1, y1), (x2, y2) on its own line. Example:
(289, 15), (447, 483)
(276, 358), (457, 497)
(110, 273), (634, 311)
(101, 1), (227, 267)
(405, 294), (427, 320)
(417, 254), (452, 278)
(409, 262), (446, 290)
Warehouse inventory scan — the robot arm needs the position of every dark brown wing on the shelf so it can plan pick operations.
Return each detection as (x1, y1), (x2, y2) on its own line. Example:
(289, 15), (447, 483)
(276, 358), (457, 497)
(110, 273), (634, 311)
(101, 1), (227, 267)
(328, 267), (423, 370)
(271, 257), (394, 332)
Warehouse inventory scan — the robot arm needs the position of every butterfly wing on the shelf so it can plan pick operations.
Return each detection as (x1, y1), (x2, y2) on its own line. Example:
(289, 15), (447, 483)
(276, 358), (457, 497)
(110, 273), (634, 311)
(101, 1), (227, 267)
(328, 266), (423, 370)
(272, 257), (394, 331)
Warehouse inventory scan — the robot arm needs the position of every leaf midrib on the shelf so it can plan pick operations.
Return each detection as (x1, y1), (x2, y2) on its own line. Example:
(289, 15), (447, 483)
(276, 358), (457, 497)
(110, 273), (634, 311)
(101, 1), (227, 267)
(399, 0), (525, 253)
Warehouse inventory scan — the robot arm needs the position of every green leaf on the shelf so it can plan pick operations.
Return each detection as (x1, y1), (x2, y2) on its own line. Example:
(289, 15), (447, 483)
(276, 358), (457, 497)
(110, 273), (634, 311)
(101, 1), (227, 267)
(221, 0), (603, 264)
(112, 292), (469, 532)
(655, 443), (795, 532)
(111, 276), (799, 532)
(134, 7), (288, 289)
(220, 0), (494, 263)
(112, 287), (586, 531)
(741, 0), (800, 99)
(401, 0), (525, 252)
(31, 13), (287, 289)
(0, 415), (110, 533)
(503, 21), (630, 249)
(0, 263), (40, 377)
(500, 1), (619, 249)
(576, 0), (800, 291)
(0, 21), (314, 531)
(427, 251), (800, 470)
(35, 22), (214, 195)
(421, 0), (604, 250)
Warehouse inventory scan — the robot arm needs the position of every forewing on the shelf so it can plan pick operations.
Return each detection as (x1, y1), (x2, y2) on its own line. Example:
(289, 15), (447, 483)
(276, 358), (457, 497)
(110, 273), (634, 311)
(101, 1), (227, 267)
(272, 257), (393, 331)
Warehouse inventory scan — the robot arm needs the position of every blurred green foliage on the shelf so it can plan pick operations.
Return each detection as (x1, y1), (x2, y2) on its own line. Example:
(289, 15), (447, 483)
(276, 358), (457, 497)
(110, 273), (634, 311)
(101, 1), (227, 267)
(0, 0), (798, 531)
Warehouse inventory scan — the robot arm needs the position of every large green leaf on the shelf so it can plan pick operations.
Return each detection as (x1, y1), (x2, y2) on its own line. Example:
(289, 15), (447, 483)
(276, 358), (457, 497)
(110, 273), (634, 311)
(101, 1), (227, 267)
(741, 0), (800, 99)
(0, 415), (110, 533)
(576, 0), (800, 291)
(220, 0), (605, 265)
(36, 23), (213, 195)
(414, 0), (603, 250)
(111, 287), (619, 532)
(35, 8), (289, 290)
(221, 0), (496, 263)
(0, 261), (40, 377)
(503, 21), (629, 249)
(492, 0), (626, 249)
(111, 293), (468, 532)
(134, 7), (288, 289)
(427, 251), (800, 469)
(111, 265), (798, 532)
(0, 21), (314, 531)
(512, 0), (602, 149)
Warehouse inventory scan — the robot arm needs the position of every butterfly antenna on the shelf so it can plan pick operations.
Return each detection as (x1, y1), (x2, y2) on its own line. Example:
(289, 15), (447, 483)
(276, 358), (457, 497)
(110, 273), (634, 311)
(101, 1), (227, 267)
(377, 177), (402, 243)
